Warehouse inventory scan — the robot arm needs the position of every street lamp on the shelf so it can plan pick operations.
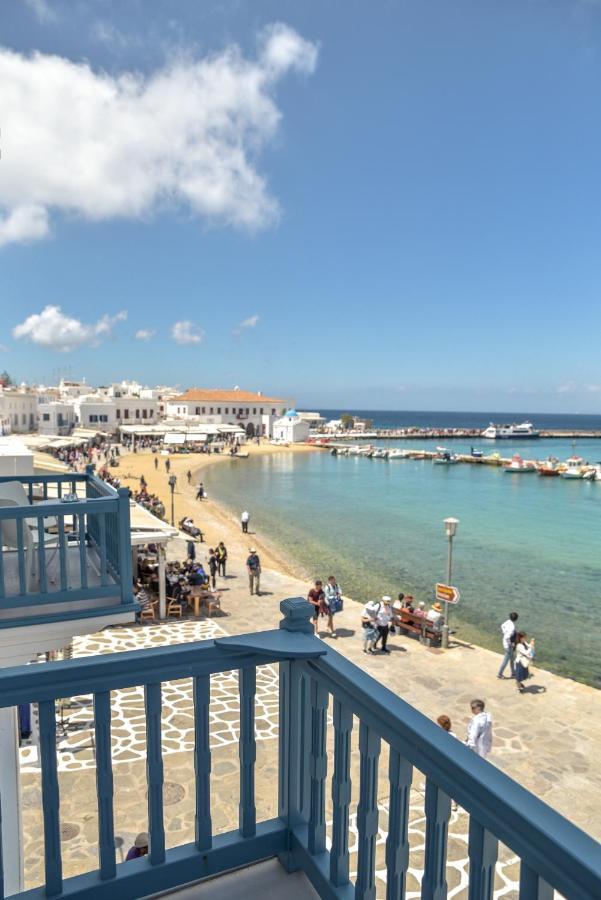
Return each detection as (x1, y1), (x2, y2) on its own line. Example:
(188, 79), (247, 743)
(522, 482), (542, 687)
(442, 517), (459, 649)
(168, 474), (177, 526)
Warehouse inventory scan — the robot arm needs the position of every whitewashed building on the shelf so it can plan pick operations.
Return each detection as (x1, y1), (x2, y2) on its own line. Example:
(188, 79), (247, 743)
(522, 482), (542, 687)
(0, 391), (38, 434)
(166, 388), (290, 437)
(272, 410), (311, 443)
(38, 401), (76, 435)
(76, 395), (158, 432)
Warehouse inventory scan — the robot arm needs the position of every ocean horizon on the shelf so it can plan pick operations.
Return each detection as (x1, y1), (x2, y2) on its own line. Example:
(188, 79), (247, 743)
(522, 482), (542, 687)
(314, 408), (601, 430)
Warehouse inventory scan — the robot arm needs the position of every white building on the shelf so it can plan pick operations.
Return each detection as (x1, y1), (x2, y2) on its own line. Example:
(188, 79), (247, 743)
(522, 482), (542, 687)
(272, 410), (311, 443)
(76, 395), (158, 432)
(0, 436), (34, 477)
(58, 378), (89, 399)
(166, 388), (290, 437)
(0, 391), (38, 434)
(38, 401), (76, 435)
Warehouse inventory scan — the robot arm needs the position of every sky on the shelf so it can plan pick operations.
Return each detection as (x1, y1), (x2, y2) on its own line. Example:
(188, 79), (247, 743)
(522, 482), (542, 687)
(1, 0), (601, 412)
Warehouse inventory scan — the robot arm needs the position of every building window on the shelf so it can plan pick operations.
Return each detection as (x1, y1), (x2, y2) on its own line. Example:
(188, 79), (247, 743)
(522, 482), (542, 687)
(142, 409), (147, 419)
(124, 409), (129, 419)
(135, 409), (140, 418)
(260, 408), (264, 415)
(210, 407), (214, 414)
(253, 408), (257, 415)
(217, 407), (221, 414)
(239, 408), (243, 415)
(42, 413), (50, 422)
(22, 414), (26, 424)
(202, 407), (206, 414)
(100, 415), (108, 423)
(195, 407), (200, 415)
(224, 407), (229, 414)
(271, 409), (275, 415)
(116, 409), (121, 419)
(89, 415), (98, 423)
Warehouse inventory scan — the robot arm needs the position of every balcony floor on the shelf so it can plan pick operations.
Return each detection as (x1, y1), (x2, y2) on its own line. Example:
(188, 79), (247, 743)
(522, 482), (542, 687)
(149, 859), (318, 899)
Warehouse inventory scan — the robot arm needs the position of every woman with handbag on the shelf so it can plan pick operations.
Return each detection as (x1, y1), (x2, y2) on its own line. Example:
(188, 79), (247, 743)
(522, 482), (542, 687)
(323, 575), (343, 637)
(514, 632), (535, 693)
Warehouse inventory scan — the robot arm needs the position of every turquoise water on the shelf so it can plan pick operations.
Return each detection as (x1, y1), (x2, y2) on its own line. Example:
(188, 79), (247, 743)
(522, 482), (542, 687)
(205, 437), (601, 686)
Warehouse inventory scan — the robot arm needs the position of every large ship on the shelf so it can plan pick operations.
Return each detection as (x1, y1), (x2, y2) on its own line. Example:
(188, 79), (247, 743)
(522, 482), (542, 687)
(481, 421), (540, 439)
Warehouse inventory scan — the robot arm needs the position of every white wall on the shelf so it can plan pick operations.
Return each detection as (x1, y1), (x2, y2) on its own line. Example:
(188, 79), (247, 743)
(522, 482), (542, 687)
(0, 437), (34, 476)
(0, 394), (38, 433)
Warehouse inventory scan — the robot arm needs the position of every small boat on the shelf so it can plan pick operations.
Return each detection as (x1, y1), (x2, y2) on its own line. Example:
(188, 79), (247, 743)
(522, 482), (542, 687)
(433, 447), (459, 465)
(371, 448), (388, 459)
(482, 421), (540, 439)
(538, 457), (560, 476)
(470, 447), (483, 459)
(504, 453), (536, 473)
(560, 456), (586, 479)
(387, 449), (411, 460)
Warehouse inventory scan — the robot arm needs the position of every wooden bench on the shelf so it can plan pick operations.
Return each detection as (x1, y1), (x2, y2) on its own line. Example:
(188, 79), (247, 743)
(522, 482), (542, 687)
(394, 609), (443, 647)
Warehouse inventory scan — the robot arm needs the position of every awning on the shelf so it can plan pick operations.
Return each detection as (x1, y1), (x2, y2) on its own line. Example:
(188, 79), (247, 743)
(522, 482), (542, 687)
(129, 502), (178, 545)
(163, 433), (186, 445)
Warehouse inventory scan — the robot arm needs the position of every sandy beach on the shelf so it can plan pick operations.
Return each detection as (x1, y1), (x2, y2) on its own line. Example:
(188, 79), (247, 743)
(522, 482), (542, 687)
(113, 442), (601, 841)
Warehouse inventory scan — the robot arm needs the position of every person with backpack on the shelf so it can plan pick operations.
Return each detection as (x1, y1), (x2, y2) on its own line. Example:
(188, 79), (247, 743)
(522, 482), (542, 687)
(498, 611), (519, 678)
(323, 575), (342, 637)
(246, 547), (261, 595)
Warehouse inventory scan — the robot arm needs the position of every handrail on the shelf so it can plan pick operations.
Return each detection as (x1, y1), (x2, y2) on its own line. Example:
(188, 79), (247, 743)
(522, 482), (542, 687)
(303, 649), (601, 900)
(0, 498), (118, 520)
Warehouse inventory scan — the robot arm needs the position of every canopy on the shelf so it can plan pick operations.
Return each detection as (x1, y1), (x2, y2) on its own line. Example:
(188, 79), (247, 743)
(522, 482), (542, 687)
(163, 432), (186, 445)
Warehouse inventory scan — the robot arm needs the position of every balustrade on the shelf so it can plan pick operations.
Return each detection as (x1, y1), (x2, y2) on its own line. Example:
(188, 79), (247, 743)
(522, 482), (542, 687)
(0, 598), (599, 899)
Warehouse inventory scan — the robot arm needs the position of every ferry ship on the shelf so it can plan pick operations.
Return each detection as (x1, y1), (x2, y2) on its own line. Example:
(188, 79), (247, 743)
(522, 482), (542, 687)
(481, 421), (540, 439)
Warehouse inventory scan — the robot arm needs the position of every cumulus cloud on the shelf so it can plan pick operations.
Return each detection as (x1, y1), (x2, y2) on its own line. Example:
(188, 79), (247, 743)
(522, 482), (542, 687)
(171, 320), (203, 345)
(0, 24), (318, 247)
(135, 328), (156, 341)
(13, 305), (127, 352)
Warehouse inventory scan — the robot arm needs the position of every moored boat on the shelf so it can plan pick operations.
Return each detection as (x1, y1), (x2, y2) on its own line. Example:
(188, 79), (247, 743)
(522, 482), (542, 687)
(433, 447), (459, 465)
(538, 457), (560, 476)
(387, 448), (412, 459)
(482, 421), (540, 439)
(504, 453), (537, 473)
(560, 456), (586, 479)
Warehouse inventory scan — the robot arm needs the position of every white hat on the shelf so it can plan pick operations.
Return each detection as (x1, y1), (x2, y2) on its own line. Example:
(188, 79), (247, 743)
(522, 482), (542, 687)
(382, 595), (392, 603)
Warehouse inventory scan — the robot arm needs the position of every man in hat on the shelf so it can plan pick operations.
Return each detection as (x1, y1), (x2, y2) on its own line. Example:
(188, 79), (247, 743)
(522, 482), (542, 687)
(427, 601), (444, 627)
(373, 595), (393, 653)
(246, 547), (261, 595)
(126, 833), (149, 860)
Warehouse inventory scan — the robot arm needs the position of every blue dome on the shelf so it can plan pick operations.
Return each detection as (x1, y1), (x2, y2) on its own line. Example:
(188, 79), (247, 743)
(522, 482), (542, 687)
(284, 409), (298, 417)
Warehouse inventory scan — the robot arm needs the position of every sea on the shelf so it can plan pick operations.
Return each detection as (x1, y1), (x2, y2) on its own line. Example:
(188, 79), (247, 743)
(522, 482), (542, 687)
(204, 410), (601, 687)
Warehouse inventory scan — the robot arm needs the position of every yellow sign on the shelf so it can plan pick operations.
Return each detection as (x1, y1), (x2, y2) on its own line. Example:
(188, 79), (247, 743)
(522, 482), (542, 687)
(435, 583), (460, 604)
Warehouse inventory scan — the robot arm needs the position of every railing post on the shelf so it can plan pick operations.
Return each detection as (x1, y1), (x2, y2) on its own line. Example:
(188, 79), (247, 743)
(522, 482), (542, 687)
(239, 666), (257, 838)
(308, 676), (328, 856)
(421, 778), (451, 900)
(117, 487), (133, 606)
(330, 698), (353, 886)
(356, 722), (381, 900)
(468, 817), (498, 900)
(519, 863), (554, 900)
(278, 598), (314, 872)
(386, 748), (413, 900)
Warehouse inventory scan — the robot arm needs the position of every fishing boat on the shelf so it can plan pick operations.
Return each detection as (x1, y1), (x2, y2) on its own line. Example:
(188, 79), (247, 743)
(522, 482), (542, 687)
(482, 421), (540, 439)
(504, 453), (537, 473)
(560, 456), (586, 479)
(433, 447), (460, 465)
(538, 457), (560, 476)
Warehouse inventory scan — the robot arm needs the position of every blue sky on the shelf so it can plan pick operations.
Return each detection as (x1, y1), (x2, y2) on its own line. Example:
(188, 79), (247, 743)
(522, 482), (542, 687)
(1, 0), (601, 412)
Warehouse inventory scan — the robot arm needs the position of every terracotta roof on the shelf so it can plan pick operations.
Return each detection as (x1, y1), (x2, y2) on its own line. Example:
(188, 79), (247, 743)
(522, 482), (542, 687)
(170, 389), (286, 404)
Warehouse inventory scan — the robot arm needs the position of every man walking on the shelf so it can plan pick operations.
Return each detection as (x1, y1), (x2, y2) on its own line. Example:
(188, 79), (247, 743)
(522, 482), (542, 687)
(196, 483), (205, 501)
(465, 700), (493, 759)
(373, 596), (393, 653)
(246, 547), (261, 595)
(498, 612), (519, 678)
(241, 510), (250, 533)
(216, 542), (227, 577)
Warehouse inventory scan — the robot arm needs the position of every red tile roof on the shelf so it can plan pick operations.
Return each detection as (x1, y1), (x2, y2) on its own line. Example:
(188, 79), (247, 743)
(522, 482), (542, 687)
(171, 389), (286, 404)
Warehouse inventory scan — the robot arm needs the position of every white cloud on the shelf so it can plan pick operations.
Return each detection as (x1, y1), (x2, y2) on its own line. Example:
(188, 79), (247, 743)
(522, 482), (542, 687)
(171, 320), (203, 345)
(557, 381), (577, 394)
(13, 305), (127, 352)
(22, 0), (57, 23)
(135, 328), (156, 341)
(234, 313), (260, 335)
(0, 24), (318, 247)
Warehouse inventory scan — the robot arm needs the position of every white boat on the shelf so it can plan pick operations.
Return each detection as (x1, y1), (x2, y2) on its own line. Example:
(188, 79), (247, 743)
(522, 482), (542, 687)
(482, 421), (540, 439)
(371, 448), (388, 459)
(504, 453), (537, 473)
(387, 448), (411, 460)
(433, 447), (459, 465)
(560, 456), (586, 479)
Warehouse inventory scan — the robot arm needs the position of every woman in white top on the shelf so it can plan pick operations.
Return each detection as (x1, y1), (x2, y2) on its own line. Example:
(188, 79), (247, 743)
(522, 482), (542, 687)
(514, 632), (535, 693)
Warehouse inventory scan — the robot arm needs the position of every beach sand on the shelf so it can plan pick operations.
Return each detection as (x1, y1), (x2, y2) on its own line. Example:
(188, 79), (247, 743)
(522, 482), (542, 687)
(114, 442), (601, 841)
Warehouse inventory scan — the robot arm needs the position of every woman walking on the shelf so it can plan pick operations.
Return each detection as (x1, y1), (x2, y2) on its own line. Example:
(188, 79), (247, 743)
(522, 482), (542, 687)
(514, 633), (535, 693)
(323, 575), (342, 637)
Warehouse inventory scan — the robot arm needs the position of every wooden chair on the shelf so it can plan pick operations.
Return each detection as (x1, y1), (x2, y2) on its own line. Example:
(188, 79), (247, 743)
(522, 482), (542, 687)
(202, 593), (221, 618)
(167, 599), (183, 618)
(140, 601), (157, 624)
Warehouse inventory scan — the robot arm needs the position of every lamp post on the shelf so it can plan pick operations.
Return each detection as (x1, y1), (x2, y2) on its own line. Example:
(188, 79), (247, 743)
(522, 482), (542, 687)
(442, 516), (459, 649)
(168, 474), (177, 526)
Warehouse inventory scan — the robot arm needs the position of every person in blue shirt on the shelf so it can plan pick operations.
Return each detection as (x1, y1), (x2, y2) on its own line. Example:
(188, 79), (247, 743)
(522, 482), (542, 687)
(126, 833), (148, 860)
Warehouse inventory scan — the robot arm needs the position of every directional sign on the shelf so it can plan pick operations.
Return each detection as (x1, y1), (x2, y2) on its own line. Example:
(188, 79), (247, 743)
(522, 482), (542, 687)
(436, 583), (460, 604)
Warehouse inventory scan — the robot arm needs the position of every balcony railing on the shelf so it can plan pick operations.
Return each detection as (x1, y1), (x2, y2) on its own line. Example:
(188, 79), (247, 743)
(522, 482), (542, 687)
(1, 598), (600, 899)
(0, 473), (135, 628)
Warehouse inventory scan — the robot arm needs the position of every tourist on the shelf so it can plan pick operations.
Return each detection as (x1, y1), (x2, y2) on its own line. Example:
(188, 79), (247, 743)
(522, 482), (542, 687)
(208, 549), (218, 589)
(323, 575), (342, 636)
(196, 483), (205, 501)
(241, 510), (250, 533)
(187, 469), (192, 484)
(465, 700), (493, 758)
(307, 580), (326, 635)
(427, 602), (444, 627)
(373, 596), (393, 653)
(216, 542), (227, 577)
(154, 457), (158, 470)
(414, 601), (426, 617)
(498, 611), (519, 679)
(126, 833), (149, 861)
(514, 632), (535, 694)
(361, 600), (379, 653)
(165, 458), (171, 473)
(246, 547), (261, 595)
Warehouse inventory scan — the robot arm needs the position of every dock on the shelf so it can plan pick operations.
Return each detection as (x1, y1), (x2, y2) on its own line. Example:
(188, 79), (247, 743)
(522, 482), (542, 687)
(318, 429), (601, 440)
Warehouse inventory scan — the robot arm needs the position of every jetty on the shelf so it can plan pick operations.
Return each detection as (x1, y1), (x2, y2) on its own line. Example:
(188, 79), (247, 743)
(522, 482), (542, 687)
(317, 428), (601, 440)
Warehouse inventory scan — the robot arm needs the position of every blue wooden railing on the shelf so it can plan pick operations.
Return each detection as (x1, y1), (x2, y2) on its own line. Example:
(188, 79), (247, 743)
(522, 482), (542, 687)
(1, 598), (600, 899)
(0, 474), (134, 627)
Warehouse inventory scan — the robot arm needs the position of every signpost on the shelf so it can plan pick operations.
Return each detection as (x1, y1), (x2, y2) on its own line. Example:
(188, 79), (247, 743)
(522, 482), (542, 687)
(168, 474), (177, 526)
(435, 583), (460, 605)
